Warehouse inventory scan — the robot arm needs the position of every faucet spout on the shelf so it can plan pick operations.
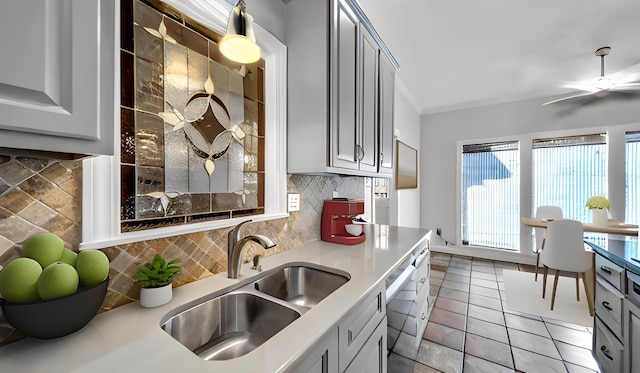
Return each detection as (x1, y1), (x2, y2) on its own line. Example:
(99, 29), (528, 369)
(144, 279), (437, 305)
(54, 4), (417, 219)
(227, 220), (275, 279)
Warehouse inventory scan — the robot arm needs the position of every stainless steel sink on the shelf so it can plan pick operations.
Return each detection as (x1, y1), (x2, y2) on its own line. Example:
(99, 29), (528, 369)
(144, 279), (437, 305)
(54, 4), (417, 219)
(252, 265), (350, 308)
(160, 263), (350, 361)
(161, 292), (300, 361)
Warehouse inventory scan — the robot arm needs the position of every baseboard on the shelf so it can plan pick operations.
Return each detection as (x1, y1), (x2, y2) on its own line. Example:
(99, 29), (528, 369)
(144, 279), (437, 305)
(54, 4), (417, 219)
(430, 245), (537, 266)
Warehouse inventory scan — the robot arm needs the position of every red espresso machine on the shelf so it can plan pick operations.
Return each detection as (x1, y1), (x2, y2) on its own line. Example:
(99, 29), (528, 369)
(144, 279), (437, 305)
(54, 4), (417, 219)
(321, 199), (366, 244)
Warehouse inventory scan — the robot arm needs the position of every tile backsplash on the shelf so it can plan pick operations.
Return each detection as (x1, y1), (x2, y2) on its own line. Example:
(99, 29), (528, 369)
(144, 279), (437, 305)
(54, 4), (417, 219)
(0, 156), (363, 345)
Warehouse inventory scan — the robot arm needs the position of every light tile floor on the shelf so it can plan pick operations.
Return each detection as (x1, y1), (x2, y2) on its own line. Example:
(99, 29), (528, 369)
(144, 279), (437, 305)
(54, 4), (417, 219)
(388, 252), (601, 373)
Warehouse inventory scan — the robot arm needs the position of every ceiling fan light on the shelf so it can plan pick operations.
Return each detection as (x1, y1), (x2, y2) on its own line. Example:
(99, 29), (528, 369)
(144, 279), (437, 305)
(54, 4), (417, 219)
(219, 0), (261, 64)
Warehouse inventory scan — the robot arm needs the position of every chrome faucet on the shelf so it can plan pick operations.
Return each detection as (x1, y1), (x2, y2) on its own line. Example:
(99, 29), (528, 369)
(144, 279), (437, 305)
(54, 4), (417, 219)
(227, 220), (275, 279)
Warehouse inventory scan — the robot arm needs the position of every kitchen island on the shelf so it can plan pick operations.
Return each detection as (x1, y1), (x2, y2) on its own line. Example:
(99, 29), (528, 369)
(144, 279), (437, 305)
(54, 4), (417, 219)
(0, 224), (431, 373)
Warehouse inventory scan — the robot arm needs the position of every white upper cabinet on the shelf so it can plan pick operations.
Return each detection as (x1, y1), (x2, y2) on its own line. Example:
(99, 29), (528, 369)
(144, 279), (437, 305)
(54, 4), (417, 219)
(286, 0), (397, 177)
(0, 0), (115, 157)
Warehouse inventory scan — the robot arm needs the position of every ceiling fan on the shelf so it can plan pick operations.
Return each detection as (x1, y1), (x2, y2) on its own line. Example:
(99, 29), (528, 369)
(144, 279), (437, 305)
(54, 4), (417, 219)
(543, 47), (640, 105)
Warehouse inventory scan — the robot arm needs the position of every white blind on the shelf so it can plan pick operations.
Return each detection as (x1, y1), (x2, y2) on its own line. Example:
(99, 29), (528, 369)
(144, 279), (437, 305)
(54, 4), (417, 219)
(461, 141), (519, 249)
(626, 131), (640, 225)
(532, 133), (607, 223)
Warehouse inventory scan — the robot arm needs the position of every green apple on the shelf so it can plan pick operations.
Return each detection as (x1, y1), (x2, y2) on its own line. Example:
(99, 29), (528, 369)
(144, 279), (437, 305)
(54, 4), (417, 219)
(75, 250), (109, 287)
(0, 257), (43, 303)
(23, 232), (65, 268)
(37, 262), (79, 300)
(59, 248), (78, 267)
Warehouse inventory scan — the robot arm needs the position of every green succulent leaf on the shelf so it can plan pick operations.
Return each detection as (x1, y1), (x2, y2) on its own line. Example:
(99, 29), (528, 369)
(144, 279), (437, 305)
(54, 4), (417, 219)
(134, 254), (182, 288)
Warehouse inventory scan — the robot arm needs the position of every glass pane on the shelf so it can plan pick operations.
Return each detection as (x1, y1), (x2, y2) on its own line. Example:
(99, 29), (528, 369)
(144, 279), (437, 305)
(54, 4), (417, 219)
(461, 142), (520, 249)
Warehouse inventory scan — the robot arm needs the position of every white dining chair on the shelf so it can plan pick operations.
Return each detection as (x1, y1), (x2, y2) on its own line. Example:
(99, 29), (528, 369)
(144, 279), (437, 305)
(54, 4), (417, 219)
(539, 219), (593, 315)
(533, 205), (563, 281)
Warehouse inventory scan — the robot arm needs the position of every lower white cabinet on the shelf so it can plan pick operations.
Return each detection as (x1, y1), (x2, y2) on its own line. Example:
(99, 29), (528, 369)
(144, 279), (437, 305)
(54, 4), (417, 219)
(624, 297), (640, 373)
(291, 327), (338, 373)
(338, 283), (385, 372)
(594, 316), (624, 373)
(290, 282), (386, 373)
(344, 317), (387, 373)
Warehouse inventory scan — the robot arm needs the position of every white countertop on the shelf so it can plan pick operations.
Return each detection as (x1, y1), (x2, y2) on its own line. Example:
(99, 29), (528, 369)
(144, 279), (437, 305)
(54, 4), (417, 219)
(0, 225), (430, 373)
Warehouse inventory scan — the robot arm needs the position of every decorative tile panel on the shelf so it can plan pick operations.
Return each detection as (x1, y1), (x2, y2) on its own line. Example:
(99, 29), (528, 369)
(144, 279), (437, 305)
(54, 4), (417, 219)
(121, 0), (265, 232)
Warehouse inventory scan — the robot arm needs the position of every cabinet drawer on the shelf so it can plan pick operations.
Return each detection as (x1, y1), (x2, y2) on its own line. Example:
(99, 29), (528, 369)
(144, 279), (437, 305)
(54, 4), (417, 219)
(594, 316), (624, 373)
(339, 283), (385, 372)
(344, 316), (387, 373)
(627, 271), (640, 309)
(402, 289), (430, 338)
(595, 276), (624, 339)
(596, 255), (625, 292)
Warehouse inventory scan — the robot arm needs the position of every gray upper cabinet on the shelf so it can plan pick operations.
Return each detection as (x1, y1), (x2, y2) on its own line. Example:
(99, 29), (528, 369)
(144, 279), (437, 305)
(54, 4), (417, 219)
(359, 27), (379, 173)
(0, 1), (115, 157)
(287, 0), (397, 177)
(378, 52), (396, 173)
(333, 2), (359, 170)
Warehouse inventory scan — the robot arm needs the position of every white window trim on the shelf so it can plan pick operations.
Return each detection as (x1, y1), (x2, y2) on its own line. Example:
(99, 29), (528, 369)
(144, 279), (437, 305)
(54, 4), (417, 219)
(81, 1), (288, 250)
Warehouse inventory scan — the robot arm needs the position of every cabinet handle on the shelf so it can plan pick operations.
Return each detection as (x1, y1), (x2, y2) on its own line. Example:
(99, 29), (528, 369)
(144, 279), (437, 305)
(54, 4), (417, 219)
(379, 152), (384, 161)
(600, 265), (612, 274)
(602, 301), (613, 311)
(600, 345), (614, 361)
(421, 313), (427, 320)
(356, 145), (364, 161)
(420, 278), (426, 284)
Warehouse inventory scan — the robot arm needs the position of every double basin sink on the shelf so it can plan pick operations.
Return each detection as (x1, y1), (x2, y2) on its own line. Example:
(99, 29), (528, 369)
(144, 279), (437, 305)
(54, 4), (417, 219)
(160, 263), (350, 361)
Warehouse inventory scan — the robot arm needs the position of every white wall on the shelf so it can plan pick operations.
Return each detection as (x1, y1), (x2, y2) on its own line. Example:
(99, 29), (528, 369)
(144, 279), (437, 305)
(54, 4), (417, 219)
(251, 0), (286, 42)
(390, 85), (422, 228)
(420, 95), (640, 263)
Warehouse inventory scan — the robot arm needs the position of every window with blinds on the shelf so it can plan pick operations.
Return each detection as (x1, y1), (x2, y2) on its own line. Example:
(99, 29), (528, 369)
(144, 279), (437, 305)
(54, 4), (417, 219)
(532, 133), (607, 223)
(461, 141), (519, 249)
(626, 131), (640, 225)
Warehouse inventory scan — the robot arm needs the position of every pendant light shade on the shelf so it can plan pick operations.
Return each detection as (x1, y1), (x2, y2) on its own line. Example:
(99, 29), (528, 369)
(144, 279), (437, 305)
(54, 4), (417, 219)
(219, 0), (261, 64)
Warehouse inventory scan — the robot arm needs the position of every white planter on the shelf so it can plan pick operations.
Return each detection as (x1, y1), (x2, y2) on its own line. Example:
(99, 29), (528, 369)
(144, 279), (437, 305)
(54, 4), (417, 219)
(591, 208), (609, 227)
(139, 284), (172, 308)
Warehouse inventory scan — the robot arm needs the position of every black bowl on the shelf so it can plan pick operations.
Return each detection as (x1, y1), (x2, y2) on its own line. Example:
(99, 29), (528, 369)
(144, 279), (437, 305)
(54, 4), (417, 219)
(0, 277), (109, 339)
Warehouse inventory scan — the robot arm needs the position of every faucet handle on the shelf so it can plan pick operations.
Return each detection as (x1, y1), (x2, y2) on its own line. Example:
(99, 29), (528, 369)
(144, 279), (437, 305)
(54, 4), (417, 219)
(251, 255), (262, 272)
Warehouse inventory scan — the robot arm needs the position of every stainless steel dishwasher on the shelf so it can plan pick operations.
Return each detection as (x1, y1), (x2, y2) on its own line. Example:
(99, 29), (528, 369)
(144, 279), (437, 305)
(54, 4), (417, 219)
(386, 233), (432, 351)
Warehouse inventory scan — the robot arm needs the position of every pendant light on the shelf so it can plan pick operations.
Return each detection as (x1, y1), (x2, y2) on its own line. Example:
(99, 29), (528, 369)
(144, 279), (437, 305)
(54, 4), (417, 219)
(219, 0), (261, 64)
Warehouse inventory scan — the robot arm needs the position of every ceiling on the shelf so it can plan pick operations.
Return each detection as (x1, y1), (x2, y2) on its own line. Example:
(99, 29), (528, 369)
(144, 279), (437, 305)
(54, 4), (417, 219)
(355, 0), (640, 115)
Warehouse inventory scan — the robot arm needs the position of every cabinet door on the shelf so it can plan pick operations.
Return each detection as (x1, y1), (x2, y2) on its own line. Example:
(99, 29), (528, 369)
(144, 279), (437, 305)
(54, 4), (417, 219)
(358, 27), (379, 173)
(332, 2), (358, 169)
(0, 0), (115, 156)
(378, 52), (395, 173)
(624, 299), (640, 373)
(290, 327), (339, 373)
(344, 317), (387, 373)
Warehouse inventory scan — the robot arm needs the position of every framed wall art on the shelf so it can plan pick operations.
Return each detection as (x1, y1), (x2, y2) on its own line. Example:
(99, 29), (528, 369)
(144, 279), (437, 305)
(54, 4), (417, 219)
(395, 140), (418, 189)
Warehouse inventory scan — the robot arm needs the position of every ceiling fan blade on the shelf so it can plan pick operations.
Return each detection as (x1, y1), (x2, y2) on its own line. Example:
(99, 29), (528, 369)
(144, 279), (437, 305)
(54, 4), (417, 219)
(562, 82), (601, 93)
(606, 62), (640, 83)
(542, 91), (595, 106)
(610, 82), (640, 93)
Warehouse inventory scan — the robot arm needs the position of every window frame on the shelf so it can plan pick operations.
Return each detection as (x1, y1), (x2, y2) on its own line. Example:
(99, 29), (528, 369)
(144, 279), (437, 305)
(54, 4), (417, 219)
(80, 2), (288, 249)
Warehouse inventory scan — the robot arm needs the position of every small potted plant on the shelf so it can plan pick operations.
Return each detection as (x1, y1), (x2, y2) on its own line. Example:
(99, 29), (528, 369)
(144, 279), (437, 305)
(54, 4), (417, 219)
(134, 254), (182, 308)
(586, 195), (610, 227)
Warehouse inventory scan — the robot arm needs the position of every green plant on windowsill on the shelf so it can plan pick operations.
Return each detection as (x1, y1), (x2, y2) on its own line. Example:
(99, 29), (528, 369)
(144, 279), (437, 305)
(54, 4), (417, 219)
(585, 195), (610, 210)
(133, 254), (182, 288)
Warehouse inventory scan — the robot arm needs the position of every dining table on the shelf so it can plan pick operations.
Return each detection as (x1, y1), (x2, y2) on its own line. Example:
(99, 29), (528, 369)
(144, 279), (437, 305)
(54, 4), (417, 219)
(521, 217), (639, 236)
(521, 217), (639, 317)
